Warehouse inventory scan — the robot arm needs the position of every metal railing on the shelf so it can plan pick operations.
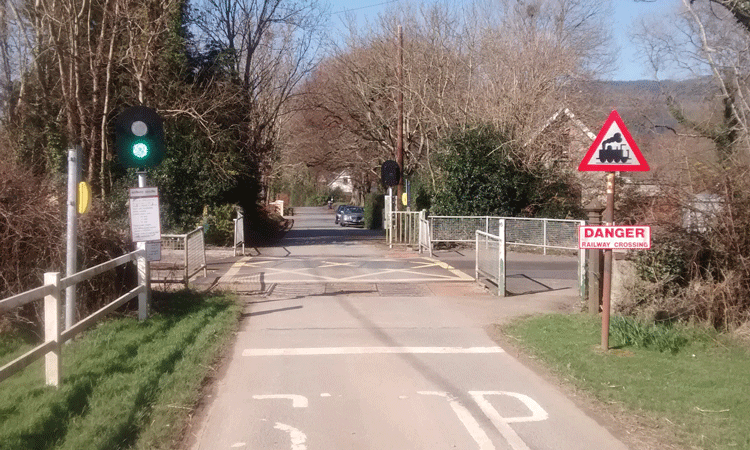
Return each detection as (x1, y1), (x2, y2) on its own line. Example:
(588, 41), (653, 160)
(387, 211), (422, 248)
(431, 215), (490, 243)
(159, 227), (207, 287)
(476, 229), (506, 296)
(472, 218), (586, 298)
(0, 249), (149, 387)
(430, 216), (583, 254)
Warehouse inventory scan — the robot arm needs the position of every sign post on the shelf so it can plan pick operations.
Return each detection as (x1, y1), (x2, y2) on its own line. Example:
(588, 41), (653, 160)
(578, 110), (650, 351)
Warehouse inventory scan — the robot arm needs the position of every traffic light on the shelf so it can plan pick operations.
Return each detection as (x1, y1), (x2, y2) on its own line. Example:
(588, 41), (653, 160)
(381, 160), (400, 186)
(115, 105), (165, 168)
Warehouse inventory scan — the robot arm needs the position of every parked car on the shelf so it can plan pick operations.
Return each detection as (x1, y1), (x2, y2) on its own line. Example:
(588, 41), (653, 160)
(334, 204), (348, 224)
(340, 206), (365, 227)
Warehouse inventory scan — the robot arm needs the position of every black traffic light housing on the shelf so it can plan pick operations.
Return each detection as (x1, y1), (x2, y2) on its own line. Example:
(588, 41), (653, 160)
(115, 105), (165, 168)
(381, 160), (400, 186)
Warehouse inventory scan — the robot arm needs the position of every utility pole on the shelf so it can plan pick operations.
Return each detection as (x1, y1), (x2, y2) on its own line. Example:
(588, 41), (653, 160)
(396, 24), (404, 211)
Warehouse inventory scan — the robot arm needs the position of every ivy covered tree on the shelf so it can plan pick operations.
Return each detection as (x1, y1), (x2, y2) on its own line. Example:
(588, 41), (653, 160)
(430, 125), (582, 219)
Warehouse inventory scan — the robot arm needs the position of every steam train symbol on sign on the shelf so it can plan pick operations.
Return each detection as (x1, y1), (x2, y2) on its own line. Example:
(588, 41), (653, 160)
(597, 132), (630, 164)
(578, 110), (649, 172)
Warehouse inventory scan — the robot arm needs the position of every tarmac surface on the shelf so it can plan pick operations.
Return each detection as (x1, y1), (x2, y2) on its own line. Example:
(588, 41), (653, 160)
(176, 207), (630, 450)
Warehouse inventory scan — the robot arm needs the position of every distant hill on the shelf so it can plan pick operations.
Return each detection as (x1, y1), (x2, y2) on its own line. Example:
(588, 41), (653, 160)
(560, 76), (721, 174)
(573, 76), (718, 136)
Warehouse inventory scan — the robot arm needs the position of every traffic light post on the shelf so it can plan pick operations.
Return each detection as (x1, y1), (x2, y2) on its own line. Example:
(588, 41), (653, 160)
(116, 106), (166, 313)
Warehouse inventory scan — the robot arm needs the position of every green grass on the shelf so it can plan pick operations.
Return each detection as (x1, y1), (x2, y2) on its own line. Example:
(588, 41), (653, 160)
(0, 290), (242, 450)
(503, 314), (750, 450)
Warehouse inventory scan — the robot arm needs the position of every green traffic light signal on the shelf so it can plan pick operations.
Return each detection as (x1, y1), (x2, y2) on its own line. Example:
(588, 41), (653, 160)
(115, 106), (165, 168)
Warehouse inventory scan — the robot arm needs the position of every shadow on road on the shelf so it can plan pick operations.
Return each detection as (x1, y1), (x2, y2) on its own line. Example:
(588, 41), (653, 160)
(273, 227), (385, 247)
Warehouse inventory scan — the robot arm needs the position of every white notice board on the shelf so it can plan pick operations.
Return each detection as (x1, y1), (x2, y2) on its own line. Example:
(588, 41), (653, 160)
(129, 187), (161, 242)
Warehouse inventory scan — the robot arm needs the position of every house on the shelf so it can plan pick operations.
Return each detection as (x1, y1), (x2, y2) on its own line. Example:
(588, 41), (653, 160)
(327, 170), (353, 195)
(524, 108), (607, 205)
(524, 107), (596, 167)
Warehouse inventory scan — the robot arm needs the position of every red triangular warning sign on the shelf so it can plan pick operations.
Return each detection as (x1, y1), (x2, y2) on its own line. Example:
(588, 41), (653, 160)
(578, 110), (649, 172)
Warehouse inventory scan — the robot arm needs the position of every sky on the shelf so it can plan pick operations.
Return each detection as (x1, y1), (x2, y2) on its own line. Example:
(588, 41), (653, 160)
(325, 0), (683, 81)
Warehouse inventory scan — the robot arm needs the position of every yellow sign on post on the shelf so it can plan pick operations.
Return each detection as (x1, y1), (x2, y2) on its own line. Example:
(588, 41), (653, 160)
(77, 181), (91, 214)
(401, 192), (408, 206)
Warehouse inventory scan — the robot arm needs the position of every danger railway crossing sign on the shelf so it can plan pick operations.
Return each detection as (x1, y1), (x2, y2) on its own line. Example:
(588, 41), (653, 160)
(578, 110), (649, 172)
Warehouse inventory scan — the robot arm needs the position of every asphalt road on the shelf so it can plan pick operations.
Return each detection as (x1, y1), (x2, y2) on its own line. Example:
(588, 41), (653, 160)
(187, 207), (629, 450)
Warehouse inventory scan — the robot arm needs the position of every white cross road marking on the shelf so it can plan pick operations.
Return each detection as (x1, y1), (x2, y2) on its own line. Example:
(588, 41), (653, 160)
(242, 347), (505, 356)
(469, 391), (549, 450)
(318, 261), (358, 268)
(274, 422), (307, 450)
(418, 391), (495, 450)
(220, 256), (473, 283)
(252, 394), (309, 408)
(241, 261), (275, 267)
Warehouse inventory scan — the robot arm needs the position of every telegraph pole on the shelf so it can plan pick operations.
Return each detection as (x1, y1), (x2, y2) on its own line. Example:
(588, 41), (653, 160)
(396, 24), (404, 210)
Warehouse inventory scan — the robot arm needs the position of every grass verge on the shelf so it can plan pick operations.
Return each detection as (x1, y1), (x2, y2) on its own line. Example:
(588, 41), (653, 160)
(0, 290), (242, 450)
(502, 313), (750, 450)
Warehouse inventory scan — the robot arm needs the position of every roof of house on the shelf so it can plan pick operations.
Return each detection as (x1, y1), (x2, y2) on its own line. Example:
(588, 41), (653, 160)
(524, 108), (596, 148)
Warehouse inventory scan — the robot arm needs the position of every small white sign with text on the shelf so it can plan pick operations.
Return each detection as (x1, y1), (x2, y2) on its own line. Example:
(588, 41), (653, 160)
(129, 187), (161, 243)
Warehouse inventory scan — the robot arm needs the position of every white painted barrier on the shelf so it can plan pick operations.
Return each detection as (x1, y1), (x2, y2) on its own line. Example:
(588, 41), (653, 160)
(0, 249), (149, 387)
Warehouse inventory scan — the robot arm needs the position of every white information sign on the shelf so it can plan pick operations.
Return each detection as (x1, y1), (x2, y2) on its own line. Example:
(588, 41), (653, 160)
(129, 187), (161, 242)
(579, 225), (651, 250)
(145, 240), (161, 261)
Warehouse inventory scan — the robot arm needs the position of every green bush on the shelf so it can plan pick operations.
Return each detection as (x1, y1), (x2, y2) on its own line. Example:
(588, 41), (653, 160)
(610, 316), (690, 354)
(200, 204), (237, 246)
(430, 124), (581, 218)
(365, 193), (384, 229)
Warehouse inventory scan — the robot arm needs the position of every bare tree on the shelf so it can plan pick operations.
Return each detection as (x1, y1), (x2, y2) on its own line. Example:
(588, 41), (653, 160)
(194, 0), (326, 200)
(634, 0), (750, 162)
(286, 0), (616, 193)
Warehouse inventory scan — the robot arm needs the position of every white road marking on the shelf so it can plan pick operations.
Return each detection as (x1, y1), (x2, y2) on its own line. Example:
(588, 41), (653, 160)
(469, 391), (548, 450)
(230, 443), (246, 448)
(252, 394), (308, 408)
(242, 347), (505, 356)
(274, 422), (307, 450)
(255, 277), (474, 284)
(320, 393), (331, 397)
(419, 391), (495, 450)
(220, 256), (474, 283)
(318, 261), (358, 268)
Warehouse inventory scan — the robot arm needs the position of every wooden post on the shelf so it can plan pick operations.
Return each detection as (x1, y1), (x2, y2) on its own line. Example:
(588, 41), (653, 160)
(44, 272), (61, 387)
(601, 173), (616, 351)
(396, 25), (404, 209)
(585, 199), (605, 314)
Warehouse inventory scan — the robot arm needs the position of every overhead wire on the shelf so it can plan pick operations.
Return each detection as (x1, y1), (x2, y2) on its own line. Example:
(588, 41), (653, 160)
(331, 0), (400, 15)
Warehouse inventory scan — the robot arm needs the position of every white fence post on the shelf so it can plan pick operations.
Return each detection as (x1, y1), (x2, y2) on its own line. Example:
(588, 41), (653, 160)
(543, 219), (548, 255)
(44, 272), (61, 387)
(418, 210), (424, 254)
(137, 249), (150, 321)
(475, 232), (480, 280)
(498, 219), (506, 297)
(183, 234), (189, 287)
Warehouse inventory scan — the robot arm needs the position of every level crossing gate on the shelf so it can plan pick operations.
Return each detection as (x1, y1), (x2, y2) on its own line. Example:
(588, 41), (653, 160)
(384, 201), (585, 298)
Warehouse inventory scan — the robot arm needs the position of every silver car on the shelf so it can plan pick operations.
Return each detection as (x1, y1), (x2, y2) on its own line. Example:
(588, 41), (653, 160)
(340, 206), (364, 227)
(334, 204), (348, 224)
